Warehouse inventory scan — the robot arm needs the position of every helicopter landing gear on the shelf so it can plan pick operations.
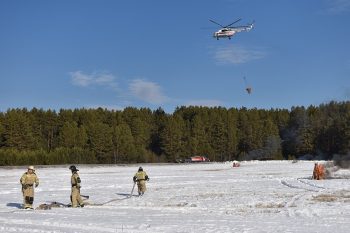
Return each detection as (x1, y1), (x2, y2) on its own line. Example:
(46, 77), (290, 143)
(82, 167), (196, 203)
(228, 37), (231, 40)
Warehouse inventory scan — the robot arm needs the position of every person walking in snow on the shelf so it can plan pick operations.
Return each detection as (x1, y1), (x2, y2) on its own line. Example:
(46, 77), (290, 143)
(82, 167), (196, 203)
(69, 165), (84, 207)
(133, 167), (149, 196)
(20, 166), (39, 209)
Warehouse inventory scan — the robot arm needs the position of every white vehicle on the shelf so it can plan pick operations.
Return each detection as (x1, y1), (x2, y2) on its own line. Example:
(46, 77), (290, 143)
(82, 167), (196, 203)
(210, 18), (254, 40)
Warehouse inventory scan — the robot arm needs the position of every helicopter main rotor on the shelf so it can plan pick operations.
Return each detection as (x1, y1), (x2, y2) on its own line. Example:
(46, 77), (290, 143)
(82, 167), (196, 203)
(209, 18), (242, 28)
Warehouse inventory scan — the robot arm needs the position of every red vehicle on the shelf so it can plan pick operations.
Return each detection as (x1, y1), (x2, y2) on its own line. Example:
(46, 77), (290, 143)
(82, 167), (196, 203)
(186, 156), (210, 163)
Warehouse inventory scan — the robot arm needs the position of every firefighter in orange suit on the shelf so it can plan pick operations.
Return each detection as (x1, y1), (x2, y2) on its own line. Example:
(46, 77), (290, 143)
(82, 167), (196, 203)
(313, 163), (325, 180)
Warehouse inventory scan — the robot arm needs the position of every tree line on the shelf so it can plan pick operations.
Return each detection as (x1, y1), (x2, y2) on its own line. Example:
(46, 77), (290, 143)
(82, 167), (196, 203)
(0, 101), (349, 165)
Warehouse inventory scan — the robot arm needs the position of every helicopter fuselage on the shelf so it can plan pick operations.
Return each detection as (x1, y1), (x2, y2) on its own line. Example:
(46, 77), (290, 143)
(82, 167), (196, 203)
(212, 23), (253, 40)
(213, 29), (236, 40)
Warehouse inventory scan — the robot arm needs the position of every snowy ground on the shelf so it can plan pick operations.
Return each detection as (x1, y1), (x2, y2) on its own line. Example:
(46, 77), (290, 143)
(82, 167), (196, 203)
(1, 161), (350, 233)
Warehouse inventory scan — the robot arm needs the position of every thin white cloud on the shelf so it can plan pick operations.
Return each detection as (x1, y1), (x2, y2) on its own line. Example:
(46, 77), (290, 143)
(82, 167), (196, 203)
(185, 99), (224, 107)
(214, 45), (266, 64)
(69, 71), (171, 106)
(70, 71), (93, 87)
(70, 71), (118, 89)
(95, 73), (115, 85)
(129, 79), (169, 104)
(325, 0), (350, 14)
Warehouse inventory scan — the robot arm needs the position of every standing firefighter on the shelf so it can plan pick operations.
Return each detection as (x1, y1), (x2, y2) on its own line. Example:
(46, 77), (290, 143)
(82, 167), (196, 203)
(313, 162), (325, 180)
(20, 166), (39, 209)
(133, 167), (149, 196)
(69, 165), (84, 208)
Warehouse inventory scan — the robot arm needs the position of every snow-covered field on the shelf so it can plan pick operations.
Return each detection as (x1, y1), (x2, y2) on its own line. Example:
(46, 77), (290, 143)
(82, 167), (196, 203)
(1, 161), (350, 233)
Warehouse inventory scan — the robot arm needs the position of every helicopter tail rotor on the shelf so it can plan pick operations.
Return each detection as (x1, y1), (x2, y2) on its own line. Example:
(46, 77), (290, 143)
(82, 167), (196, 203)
(248, 20), (255, 30)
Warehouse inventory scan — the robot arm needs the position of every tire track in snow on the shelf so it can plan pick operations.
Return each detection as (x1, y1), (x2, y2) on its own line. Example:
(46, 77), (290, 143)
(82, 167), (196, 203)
(296, 177), (326, 190)
(279, 178), (326, 217)
(279, 178), (325, 192)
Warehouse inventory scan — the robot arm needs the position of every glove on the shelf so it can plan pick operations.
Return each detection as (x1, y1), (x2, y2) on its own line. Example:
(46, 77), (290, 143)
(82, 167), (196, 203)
(35, 183), (39, 188)
(133, 177), (137, 183)
(22, 184), (27, 189)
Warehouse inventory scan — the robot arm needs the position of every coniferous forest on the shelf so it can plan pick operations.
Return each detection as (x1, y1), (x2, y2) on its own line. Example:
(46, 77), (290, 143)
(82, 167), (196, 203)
(0, 101), (350, 165)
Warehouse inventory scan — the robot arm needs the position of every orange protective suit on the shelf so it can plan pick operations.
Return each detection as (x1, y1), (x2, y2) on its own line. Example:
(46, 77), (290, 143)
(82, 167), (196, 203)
(312, 163), (325, 180)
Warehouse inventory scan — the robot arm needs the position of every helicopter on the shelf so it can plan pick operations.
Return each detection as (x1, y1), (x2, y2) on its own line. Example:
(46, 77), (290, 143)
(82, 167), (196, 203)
(209, 18), (254, 40)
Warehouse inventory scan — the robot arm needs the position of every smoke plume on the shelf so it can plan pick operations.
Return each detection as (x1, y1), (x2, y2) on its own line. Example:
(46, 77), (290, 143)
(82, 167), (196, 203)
(333, 153), (350, 169)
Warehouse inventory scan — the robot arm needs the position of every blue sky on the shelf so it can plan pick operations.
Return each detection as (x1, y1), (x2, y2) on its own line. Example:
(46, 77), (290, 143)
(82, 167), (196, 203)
(1, 0), (349, 113)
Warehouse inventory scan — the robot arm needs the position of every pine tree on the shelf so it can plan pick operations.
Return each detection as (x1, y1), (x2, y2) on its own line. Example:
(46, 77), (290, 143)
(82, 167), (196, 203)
(190, 115), (210, 156)
(209, 113), (227, 161)
(58, 121), (87, 149)
(3, 109), (35, 150)
(113, 123), (136, 162)
(237, 110), (254, 158)
(227, 109), (239, 160)
(87, 122), (113, 163)
(160, 115), (184, 162)
(150, 107), (168, 156)
(123, 107), (153, 155)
